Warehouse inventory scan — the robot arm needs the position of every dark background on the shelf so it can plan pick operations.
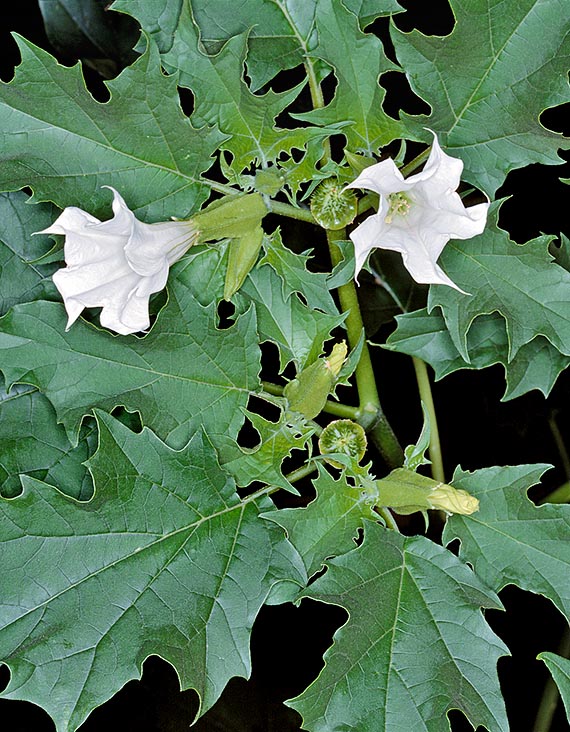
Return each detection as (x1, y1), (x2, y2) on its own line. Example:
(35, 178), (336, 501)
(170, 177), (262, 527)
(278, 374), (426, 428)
(0, 1), (569, 730)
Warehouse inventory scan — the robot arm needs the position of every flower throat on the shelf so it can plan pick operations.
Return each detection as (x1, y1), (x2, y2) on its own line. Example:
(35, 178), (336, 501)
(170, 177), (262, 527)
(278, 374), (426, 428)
(385, 192), (411, 224)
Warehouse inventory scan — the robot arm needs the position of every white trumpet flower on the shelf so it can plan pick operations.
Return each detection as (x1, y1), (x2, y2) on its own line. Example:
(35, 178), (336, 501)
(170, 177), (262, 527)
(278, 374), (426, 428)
(346, 133), (489, 290)
(40, 187), (199, 335)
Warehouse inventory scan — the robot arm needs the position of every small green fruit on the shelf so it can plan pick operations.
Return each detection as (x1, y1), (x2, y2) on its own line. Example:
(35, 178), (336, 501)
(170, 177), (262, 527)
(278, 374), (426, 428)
(319, 419), (367, 468)
(310, 178), (358, 230)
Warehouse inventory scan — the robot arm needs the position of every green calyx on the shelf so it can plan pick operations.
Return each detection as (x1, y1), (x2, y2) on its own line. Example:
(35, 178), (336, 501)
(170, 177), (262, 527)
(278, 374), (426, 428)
(284, 342), (348, 420)
(193, 192), (267, 243)
(192, 193), (267, 300)
(310, 178), (358, 230)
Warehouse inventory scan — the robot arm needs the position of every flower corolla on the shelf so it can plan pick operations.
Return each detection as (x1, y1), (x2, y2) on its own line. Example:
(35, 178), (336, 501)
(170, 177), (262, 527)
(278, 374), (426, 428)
(427, 482), (479, 516)
(346, 132), (489, 290)
(40, 187), (199, 335)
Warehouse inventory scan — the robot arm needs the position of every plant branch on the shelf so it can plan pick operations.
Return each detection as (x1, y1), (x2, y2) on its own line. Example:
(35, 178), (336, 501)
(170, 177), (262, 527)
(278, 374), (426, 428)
(400, 146), (431, 178)
(267, 199), (317, 223)
(201, 178), (239, 197)
(303, 57), (332, 161)
(412, 357), (445, 483)
(327, 229), (403, 468)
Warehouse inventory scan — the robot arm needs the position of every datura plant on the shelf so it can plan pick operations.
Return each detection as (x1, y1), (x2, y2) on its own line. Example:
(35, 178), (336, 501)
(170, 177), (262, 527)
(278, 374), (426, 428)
(0, 2), (568, 731)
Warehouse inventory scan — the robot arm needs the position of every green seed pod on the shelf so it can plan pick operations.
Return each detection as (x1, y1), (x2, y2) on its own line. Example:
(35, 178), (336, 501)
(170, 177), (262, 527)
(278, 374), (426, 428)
(310, 178), (358, 230)
(319, 419), (367, 468)
(284, 343), (348, 420)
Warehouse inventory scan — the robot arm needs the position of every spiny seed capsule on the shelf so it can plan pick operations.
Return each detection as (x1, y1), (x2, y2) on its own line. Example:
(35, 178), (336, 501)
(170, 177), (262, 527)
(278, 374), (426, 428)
(310, 178), (358, 230)
(318, 419), (367, 468)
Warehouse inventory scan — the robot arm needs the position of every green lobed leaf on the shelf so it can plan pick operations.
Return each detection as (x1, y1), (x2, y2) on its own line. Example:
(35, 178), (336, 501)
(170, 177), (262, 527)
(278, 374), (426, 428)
(430, 203), (570, 362)
(236, 265), (345, 371)
(263, 466), (376, 577)
(0, 278), (260, 454)
(0, 192), (60, 315)
(0, 412), (305, 732)
(391, 0), (570, 196)
(113, 0), (325, 92)
(385, 308), (570, 401)
(222, 407), (315, 493)
(287, 523), (509, 731)
(128, 2), (328, 176)
(172, 243), (229, 305)
(294, 0), (410, 154)
(442, 464), (570, 621)
(343, 0), (403, 28)
(0, 381), (94, 500)
(115, 0), (402, 93)
(259, 230), (338, 315)
(538, 652), (570, 725)
(0, 36), (223, 219)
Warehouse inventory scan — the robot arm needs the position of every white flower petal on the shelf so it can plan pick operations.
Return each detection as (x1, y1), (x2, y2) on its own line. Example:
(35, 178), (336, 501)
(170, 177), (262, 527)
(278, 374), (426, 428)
(350, 214), (385, 278)
(346, 157), (406, 196)
(347, 132), (488, 292)
(99, 283), (152, 335)
(392, 229), (464, 291)
(101, 186), (137, 236)
(413, 131), (463, 194)
(46, 187), (199, 335)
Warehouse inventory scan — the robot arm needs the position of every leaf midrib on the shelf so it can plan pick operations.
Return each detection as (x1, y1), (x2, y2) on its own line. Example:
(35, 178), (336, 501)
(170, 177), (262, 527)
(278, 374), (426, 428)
(446, 1), (540, 135)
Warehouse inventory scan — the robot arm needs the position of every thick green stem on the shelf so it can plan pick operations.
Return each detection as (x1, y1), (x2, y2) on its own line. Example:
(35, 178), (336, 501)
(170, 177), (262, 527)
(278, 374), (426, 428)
(532, 418), (570, 731)
(268, 199), (317, 224)
(400, 146), (431, 178)
(306, 62), (326, 110)
(304, 59), (332, 161)
(412, 357), (445, 483)
(327, 229), (403, 468)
